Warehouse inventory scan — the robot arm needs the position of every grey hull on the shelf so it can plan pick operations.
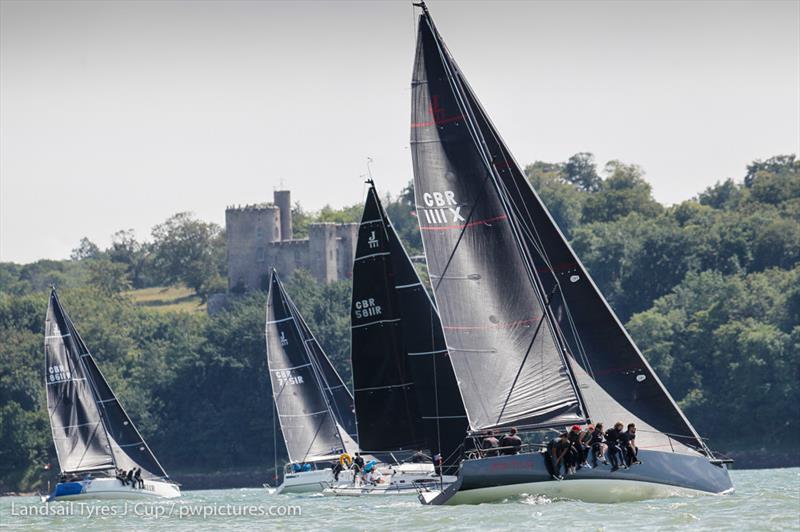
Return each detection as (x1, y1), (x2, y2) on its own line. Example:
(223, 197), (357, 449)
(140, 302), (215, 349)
(420, 449), (733, 505)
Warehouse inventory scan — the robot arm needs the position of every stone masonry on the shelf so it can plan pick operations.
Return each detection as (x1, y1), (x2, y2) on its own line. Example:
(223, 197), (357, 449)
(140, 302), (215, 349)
(225, 190), (358, 292)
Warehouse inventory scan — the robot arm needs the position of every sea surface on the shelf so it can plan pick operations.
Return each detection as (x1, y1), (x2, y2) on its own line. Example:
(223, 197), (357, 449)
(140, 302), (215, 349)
(1, 468), (798, 531)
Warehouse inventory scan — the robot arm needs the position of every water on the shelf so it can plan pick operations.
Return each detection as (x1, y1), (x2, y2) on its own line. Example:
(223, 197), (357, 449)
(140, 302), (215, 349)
(1, 468), (798, 531)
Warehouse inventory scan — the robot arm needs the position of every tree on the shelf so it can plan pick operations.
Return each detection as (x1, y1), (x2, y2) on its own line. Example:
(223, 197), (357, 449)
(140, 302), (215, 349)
(70, 237), (101, 261)
(581, 161), (662, 224)
(564, 152), (601, 192)
(151, 213), (223, 298)
(87, 258), (132, 294)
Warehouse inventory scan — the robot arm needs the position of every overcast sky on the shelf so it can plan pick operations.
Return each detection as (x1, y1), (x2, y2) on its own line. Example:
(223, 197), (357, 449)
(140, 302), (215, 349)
(1, 0), (798, 263)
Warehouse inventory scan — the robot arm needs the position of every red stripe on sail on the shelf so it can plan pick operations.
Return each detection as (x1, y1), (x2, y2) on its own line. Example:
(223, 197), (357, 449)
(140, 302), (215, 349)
(420, 214), (508, 231)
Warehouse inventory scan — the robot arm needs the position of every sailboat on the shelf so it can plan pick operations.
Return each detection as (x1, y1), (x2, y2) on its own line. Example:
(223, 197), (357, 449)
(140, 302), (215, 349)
(43, 289), (180, 501)
(409, 2), (734, 504)
(324, 181), (466, 496)
(265, 270), (359, 494)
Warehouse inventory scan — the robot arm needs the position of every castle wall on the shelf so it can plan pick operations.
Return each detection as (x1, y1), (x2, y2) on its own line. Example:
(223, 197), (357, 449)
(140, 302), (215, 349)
(224, 196), (358, 290)
(266, 239), (310, 282)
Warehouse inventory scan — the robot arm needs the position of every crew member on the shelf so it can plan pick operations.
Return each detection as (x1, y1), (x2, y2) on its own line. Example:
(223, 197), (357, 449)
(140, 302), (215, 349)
(482, 430), (500, 457)
(499, 427), (522, 455)
(621, 423), (641, 466)
(605, 422), (625, 471)
(590, 423), (607, 467)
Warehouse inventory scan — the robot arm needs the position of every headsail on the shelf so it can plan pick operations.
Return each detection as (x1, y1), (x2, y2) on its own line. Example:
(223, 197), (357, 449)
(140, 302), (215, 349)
(287, 295), (358, 443)
(411, 3), (705, 453)
(266, 271), (356, 462)
(45, 289), (168, 478)
(410, 8), (587, 432)
(352, 183), (468, 469)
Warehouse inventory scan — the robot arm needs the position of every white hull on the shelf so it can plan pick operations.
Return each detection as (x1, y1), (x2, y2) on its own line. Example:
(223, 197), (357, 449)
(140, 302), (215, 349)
(420, 478), (732, 505)
(325, 465), (456, 497)
(46, 477), (181, 502)
(276, 468), (354, 494)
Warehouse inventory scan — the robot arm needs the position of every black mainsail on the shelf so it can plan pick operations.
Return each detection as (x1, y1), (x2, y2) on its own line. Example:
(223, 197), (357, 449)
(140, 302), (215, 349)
(410, 8), (587, 433)
(45, 289), (168, 479)
(351, 183), (468, 468)
(410, 3), (706, 453)
(266, 271), (357, 463)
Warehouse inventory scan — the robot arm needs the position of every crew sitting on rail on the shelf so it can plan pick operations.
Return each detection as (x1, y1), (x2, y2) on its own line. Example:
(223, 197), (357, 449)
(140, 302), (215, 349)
(482, 430), (500, 457)
(590, 423), (608, 467)
(499, 427), (522, 455)
(621, 423), (641, 466)
(605, 422), (626, 471)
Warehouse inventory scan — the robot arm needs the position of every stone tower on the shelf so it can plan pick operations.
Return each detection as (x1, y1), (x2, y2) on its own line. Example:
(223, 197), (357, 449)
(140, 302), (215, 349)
(225, 204), (281, 292)
(273, 190), (293, 241)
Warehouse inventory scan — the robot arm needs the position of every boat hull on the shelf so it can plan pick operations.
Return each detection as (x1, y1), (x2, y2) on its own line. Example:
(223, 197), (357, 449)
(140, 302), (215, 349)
(420, 449), (733, 505)
(325, 472), (457, 497)
(46, 477), (181, 502)
(276, 468), (354, 494)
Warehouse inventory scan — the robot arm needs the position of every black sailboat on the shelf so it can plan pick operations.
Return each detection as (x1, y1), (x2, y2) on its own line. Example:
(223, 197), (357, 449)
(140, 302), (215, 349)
(44, 289), (179, 501)
(265, 270), (358, 492)
(350, 182), (468, 474)
(409, 2), (733, 504)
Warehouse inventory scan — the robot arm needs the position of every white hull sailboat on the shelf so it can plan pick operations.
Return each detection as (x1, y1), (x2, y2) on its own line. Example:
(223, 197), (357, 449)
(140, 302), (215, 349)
(45, 477), (180, 502)
(43, 289), (180, 502)
(265, 271), (361, 496)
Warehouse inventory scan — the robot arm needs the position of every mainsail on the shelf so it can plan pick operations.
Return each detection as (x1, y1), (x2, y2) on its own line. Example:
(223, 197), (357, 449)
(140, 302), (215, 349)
(350, 189), (425, 451)
(351, 183), (468, 468)
(410, 8), (587, 432)
(266, 271), (357, 462)
(410, 4), (706, 453)
(45, 289), (168, 478)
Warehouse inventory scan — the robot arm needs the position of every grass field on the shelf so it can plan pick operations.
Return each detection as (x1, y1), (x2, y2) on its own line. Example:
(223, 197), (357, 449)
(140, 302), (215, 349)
(125, 285), (206, 313)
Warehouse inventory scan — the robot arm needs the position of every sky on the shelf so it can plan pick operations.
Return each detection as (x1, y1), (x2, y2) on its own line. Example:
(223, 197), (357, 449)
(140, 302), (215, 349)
(1, 0), (798, 264)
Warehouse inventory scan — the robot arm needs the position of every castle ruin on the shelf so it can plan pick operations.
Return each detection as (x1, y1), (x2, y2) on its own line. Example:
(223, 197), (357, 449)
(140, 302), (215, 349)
(225, 190), (358, 292)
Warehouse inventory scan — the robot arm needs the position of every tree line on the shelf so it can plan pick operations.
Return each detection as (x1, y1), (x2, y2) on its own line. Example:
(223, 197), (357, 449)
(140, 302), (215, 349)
(0, 153), (797, 492)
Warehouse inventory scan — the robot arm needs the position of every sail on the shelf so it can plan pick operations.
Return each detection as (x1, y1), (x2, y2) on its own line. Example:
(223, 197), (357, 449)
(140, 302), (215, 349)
(411, 5), (705, 452)
(45, 290), (168, 477)
(286, 295), (359, 443)
(364, 184), (469, 471)
(45, 291), (115, 473)
(351, 191), (426, 451)
(266, 271), (353, 462)
(410, 10), (587, 432)
(422, 6), (704, 452)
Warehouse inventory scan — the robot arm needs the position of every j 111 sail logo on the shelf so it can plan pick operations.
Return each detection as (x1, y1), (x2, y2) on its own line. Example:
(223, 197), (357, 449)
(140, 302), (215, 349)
(275, 369), (304, 387)
(48, 364), (72, 383)
(420, 190), (464, 225)
(279, 331), (288, 346)
(367, 231), (379, 249)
